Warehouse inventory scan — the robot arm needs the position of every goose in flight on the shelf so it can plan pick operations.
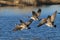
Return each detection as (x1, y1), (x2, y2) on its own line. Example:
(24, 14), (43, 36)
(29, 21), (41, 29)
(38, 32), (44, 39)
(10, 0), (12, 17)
(31, 9), (41, 20)
(13, 19), (33, 31)
(37, 11), (57, 28)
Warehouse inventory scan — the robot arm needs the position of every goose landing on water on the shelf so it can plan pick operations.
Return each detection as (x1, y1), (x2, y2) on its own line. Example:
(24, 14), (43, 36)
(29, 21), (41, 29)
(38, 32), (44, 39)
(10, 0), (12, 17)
(31, 9), (41, 20)
(13, 19), (33, 31)
(37, 11), (57, 28)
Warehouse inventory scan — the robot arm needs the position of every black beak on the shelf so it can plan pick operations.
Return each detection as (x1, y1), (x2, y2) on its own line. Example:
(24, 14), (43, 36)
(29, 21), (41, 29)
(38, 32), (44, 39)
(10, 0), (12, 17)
(54, 25), (56, 28)
(28, 27), (31, 29)
(37, 24), (41, 27)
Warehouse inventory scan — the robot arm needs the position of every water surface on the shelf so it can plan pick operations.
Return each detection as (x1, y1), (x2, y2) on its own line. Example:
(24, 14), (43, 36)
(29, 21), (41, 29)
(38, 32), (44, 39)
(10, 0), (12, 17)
(0, 5), (60, 40)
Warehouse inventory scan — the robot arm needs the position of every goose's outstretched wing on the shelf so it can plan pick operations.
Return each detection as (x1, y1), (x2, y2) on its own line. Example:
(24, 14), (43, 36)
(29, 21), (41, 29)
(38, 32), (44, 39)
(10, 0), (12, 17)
(19, 19), (25, 23)
(32, 11), (37, 16)
(37, 18), (47, 27)
(13, 25), (22, 31)
(36, 9), (41, 17)
(51, 11), (57, 22)
(37, 9), (41, 13)
(26, 19), (33, 27)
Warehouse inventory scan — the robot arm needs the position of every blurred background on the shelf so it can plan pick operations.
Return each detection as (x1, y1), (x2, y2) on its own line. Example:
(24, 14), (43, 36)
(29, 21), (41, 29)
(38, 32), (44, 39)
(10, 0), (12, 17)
(0, 0), (60, 7)
(0, 0), (60, 40)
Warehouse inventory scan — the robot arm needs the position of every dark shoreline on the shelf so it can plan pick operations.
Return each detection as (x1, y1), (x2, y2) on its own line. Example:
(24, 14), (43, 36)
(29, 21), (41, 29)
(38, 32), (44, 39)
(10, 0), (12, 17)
(0, 0), (60, 7)
(0, 3), (60, 7)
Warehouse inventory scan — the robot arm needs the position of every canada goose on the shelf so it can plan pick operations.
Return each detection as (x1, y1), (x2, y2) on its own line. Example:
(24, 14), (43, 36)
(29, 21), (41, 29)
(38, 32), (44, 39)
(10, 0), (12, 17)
(45, 15), (56, 28)
(37, 11), (57, 28)
(46, 11), (57, 27)
(45, 11), (57, 27)
(45, 16), (54, 27)
(31, 9), (41, 20)
(37, 15), (52, 27)
(13, 19), (33, 31)
(37, 16), (55, 27)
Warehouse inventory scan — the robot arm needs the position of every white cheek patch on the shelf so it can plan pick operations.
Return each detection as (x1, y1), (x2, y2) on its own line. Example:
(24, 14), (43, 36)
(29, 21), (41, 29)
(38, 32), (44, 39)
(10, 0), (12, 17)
(45, 23), (53, 27)
(31, 17), (36, 20)
(31, 17), (38, 20)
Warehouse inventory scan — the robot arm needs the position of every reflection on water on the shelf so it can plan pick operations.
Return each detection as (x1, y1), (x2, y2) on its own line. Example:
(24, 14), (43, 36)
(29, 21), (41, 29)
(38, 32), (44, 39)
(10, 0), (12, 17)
(0, 5), (60, 40)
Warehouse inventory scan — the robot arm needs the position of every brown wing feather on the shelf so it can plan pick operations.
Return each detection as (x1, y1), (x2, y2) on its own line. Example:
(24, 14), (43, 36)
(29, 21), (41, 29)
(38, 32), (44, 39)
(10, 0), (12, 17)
(26, 19), (33, 27)
(32, 11), (36, 15)
(37, 18), (47, 27)
(51, 11), (57, 22)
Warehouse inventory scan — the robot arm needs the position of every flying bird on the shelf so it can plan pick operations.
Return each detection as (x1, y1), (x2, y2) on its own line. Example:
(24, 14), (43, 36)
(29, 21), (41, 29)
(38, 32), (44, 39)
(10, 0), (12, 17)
(37, 11), (57, 28)
(31, 9), (41, 20)
(13, 19), (33, 31)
